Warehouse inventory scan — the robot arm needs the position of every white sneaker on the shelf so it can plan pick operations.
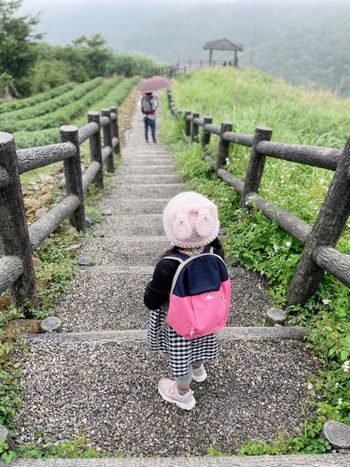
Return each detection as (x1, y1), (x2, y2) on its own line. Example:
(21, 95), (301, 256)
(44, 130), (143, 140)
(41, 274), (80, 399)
(158, 378), (196, 410)
(192, 364), (207, 383)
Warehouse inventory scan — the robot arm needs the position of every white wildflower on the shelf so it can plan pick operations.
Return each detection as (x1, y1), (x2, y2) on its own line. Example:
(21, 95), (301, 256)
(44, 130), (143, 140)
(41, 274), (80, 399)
(273, 244), (279, 253)
(338, 398), (343, 405)
(285, 241), (292, 249)
(342, 361), (350, 373)
(335, 383), (340, 389)
(322, 299), (331, 305)
(307, 382), (313, 390)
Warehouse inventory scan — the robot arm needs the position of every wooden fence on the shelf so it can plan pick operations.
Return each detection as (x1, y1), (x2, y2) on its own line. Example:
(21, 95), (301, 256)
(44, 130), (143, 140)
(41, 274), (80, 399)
(0, 106), (120, 314)
(167, 89), (350, 306)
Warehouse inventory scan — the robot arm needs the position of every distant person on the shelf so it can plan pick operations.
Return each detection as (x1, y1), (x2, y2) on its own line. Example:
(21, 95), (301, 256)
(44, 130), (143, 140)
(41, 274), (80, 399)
(141, 92), (158, 144)
(144, 192), (231, 410)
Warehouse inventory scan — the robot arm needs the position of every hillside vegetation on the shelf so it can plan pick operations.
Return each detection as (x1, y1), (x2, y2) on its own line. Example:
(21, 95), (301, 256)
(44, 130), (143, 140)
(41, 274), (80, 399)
(161, 67), (350, 453)
(90, 0), (350, 96)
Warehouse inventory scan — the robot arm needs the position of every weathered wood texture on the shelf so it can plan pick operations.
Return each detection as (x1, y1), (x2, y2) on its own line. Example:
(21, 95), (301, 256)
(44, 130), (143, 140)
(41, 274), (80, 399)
(201, 116), (213, 148)
(217, 121), (233, 168)
(191, 112), (200, 143)
(323, 420), (350, 450)
(100, 116), (109, 127)
(216, 168), (244, 194)
(110, 106), (121, 156)
(0, 166), (9, 188)
(0, 256), (23, 294)
(102, 146), (112, 163)
(257, 141), (340, 171)
(204, 123), (221, 136)
(184, 111), (192, 136)
(312, 246), (350, 288)
(0, 133), (37, 309)
(28, 194), (80, 249)
(287, 136), (350, 305)
(60, 126), (86, 232)
(101, 109), (114, 173)
(88, 111), (103, 190)
(193, 117), (204, 127)
(78, 122), (99, 145)
(247, 193), (312, 244)
(223, 131), (254, 147)
(241, 125), (272, 207)
(17, 142), (76, 174)
(40, 316), (62, 333)
(82, 161), (101, 194)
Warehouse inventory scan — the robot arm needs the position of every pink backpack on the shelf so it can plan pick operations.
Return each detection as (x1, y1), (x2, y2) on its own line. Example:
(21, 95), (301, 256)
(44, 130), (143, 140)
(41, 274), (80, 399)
(163, 247), (231, 339)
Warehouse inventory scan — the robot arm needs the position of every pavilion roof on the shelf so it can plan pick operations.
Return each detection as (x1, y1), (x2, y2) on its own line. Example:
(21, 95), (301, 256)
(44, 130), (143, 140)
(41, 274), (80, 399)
(203, 38), (244, 52)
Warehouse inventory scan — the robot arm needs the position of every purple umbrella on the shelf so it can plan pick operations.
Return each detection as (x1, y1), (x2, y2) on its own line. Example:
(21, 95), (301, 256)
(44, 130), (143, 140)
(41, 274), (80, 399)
(137, 75), (172, 93)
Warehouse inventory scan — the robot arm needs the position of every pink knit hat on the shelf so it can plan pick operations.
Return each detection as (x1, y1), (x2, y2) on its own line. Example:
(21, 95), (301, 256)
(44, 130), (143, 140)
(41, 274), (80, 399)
(163, 192), (220, 248)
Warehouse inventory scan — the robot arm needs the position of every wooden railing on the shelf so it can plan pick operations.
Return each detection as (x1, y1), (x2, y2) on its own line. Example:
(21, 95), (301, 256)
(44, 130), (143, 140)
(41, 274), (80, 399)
(167, 89), (350, 306)
(0, 106), (120, 314)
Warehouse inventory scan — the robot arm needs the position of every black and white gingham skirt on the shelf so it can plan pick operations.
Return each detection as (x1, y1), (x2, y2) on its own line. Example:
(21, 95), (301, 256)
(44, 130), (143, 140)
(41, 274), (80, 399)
(148, 309), (219, 377)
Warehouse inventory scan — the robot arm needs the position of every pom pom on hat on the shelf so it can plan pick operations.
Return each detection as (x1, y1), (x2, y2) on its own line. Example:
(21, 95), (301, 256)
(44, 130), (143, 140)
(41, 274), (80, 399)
(163, 192), (219, 248)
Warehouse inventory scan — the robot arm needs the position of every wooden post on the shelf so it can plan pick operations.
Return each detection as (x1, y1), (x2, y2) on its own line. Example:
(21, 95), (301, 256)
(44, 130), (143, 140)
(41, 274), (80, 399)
(87, 111), (103, 190)
(191, 112), (200, 143)
(184, 110), (191, 137)
(0, 132), (38, 311)
(209, 49), (213, 66)
(287, 135), (350, 305)
(60, 125), (86, 231)
(101, 109), (114, 173)
(110, 106), (121, 157)
(234, 50), (238, 67)
(201, 116), (213, 149)
(216, 121), (233, 169)
(241, 125), (272, 208)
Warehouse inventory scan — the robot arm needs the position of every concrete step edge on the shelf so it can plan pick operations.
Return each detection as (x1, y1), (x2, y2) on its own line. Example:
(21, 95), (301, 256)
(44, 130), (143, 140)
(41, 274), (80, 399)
(26, 326), (308, 343)
(6, 453), (350, 466)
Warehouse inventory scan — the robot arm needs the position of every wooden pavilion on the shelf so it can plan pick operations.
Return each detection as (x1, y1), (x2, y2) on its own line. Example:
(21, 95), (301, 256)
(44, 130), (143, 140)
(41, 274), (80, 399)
(203, 39), (244, 67)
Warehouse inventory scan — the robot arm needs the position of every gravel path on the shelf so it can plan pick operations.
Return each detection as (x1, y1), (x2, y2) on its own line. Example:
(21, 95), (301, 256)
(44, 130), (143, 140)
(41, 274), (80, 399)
(56, 267), (271, 332)
(13, 109), (320, 459)
(14, 338), (318, 457)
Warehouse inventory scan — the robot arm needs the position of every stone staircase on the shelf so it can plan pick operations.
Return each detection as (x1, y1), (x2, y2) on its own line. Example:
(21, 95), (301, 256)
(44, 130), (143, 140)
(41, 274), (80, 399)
(9, 112), (349, 466)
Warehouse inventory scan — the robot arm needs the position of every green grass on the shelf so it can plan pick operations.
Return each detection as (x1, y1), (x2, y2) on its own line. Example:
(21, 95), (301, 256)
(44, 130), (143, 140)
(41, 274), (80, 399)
(161, 67), (350, 455)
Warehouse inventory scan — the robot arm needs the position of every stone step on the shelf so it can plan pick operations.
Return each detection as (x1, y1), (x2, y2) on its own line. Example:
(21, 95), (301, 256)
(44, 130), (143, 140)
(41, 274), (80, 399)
(79, 237), (170, 267)
(13, 330), (317, 458)
(116, 175), (182, 185)
(95, 214), (165, 236)
(6, 454), (350, 466)
(121, 158), (175, 166)
(56, 267), (272, 332)
(110, 183), (187, 199)
(100, 198), (169, 215)
(118, 165), (177, 175)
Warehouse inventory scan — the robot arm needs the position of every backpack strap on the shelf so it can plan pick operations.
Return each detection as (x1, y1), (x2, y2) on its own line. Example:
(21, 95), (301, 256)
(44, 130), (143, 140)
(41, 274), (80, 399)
(162, 256), (183, 263)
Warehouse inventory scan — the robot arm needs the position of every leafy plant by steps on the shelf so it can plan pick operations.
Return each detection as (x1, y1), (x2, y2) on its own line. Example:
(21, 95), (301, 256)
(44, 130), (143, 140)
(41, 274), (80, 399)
(160, 68), (350, 454)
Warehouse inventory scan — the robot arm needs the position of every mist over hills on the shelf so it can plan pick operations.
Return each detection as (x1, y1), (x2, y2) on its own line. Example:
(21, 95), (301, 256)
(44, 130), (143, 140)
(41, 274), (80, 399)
(23, 0), (350, 95)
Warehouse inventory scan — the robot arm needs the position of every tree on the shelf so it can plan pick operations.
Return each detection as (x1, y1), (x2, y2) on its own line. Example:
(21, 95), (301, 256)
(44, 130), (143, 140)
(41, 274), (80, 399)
(0, 0), (42, 95)
(71, 34), (114, 78)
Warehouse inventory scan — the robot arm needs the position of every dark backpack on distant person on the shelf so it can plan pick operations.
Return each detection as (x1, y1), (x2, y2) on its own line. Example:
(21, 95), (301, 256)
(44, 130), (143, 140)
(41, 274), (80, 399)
(141, 96), (158, 114)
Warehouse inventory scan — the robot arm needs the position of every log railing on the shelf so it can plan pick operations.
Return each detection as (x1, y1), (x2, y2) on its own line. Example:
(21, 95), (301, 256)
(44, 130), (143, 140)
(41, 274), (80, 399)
(167, 89), (350, 306)
(0, 105), (120, 313)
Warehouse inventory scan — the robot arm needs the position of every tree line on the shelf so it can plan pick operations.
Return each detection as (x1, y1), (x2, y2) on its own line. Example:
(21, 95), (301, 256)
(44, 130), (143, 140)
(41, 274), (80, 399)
(0, 0), (158, 99)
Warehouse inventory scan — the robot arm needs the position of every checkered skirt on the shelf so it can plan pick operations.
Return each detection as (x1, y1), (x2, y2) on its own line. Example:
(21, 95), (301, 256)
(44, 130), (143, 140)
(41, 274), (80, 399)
(148, 308), (219, 377)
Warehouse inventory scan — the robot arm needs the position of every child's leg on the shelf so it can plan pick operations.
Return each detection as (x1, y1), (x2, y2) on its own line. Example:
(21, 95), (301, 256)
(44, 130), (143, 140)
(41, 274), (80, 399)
(175, 365), (193, 395)
(192, 360), (204, 370)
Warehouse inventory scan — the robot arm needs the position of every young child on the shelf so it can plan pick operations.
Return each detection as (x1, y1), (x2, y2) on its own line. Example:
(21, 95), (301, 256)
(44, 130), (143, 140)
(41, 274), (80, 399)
(144, 191), (227, 410)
